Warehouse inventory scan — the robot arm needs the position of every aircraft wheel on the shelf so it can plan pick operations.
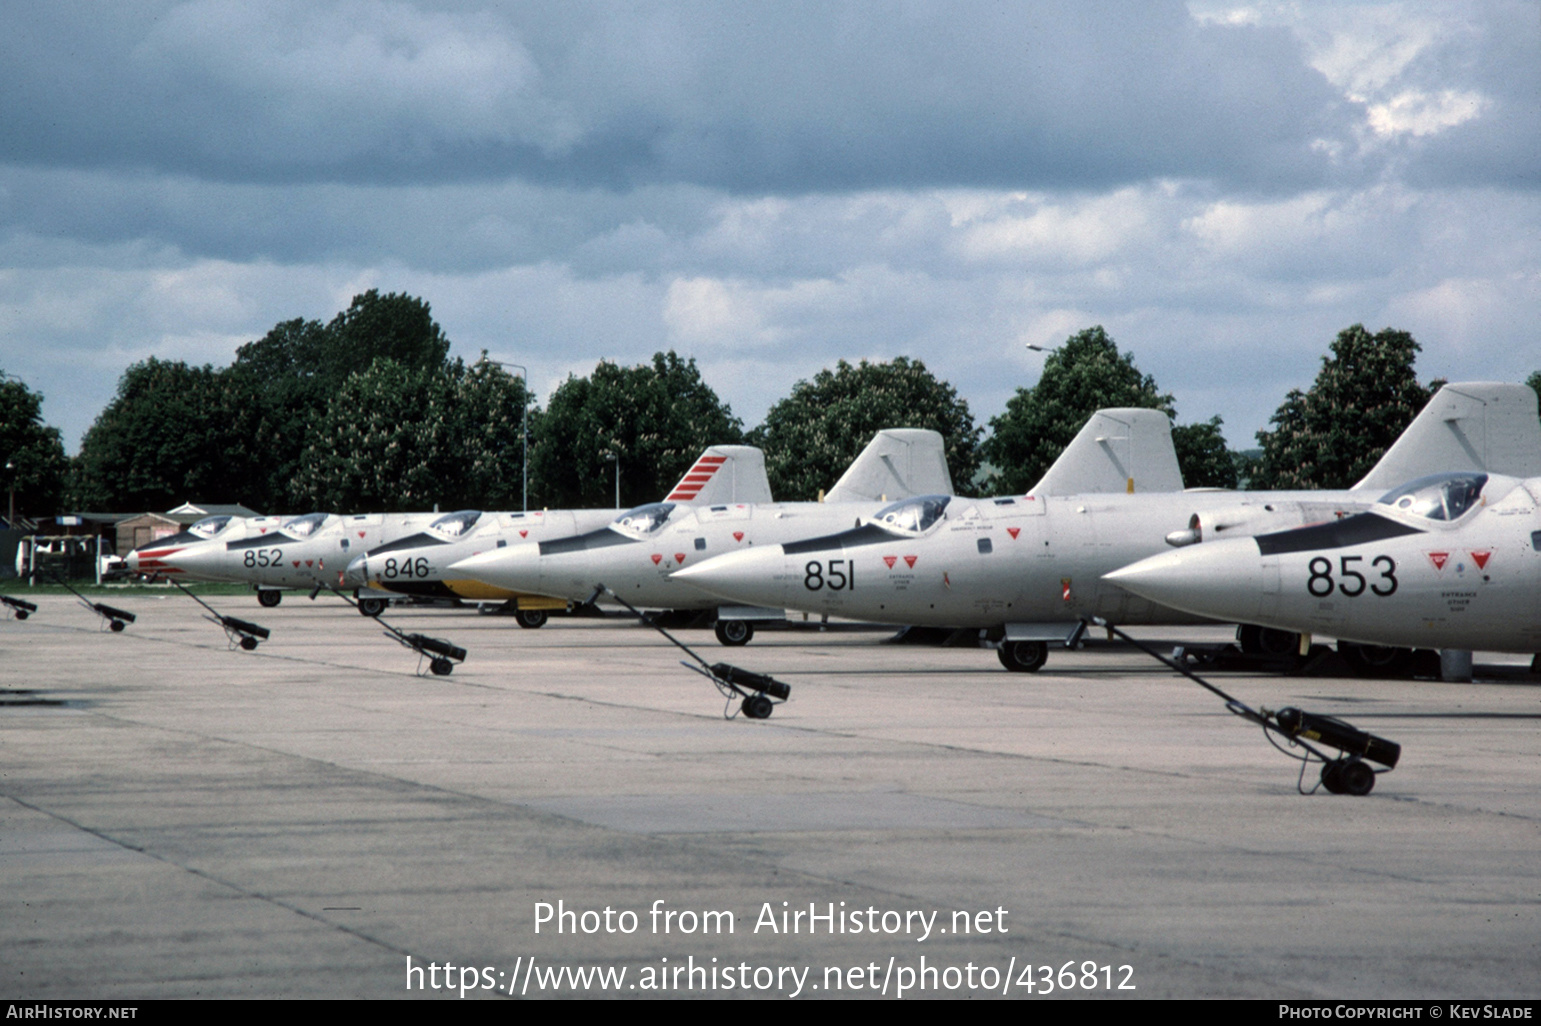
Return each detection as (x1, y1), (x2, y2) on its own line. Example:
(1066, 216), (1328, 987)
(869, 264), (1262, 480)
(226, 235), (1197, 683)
(358, 597), (388, 617)
(715, 619), (754, 646)
(430, 658), (453, 676)
(515, 608), (548, 629)
(109, 619), (126, 633)
(239, 636), (259, 651)
(998, 640), (1048, 673)
(257, 590), (282, 608)
(1339, 641), (1413, 678)
(1339, 759), (1375, 796)
(1239, 624), (1298, 657)
(742, 694), (773, 719)
(1320, 760), (1347, 794)
(14, 611), (28, 621)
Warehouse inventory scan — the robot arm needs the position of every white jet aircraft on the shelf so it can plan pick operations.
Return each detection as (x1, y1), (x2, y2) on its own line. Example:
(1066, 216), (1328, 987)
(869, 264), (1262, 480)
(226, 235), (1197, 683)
(345, 445), (774, 626)
(449, 416), (1186, 645)
(1105, 470), (1541, 675)
(128, 509), (525, 614)
(126, 513), (287, 580)
(127, 444), (771, 618)
(671, 383), (1541, 671)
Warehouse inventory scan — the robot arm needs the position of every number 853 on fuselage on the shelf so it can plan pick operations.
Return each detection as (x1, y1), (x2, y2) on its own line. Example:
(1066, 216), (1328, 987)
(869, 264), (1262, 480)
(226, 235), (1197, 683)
(1106, 471), (1541, 656)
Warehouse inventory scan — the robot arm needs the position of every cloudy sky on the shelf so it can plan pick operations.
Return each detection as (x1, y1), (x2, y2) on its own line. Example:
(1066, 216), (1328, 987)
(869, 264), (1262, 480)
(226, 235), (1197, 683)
(1, 0), (1536, 456)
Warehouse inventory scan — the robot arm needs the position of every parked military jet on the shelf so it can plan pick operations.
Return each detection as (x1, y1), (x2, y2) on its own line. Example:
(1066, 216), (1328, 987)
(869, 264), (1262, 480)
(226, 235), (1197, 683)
(449, 416), (1185, 645)
(345, 445), (774, 625)
(125, 513), (286, 579)
(671, 383), (1541, 670)
(126, 444), (770, 616)
(128, 509), (473, 612)
(1104, 470), (1541, 671)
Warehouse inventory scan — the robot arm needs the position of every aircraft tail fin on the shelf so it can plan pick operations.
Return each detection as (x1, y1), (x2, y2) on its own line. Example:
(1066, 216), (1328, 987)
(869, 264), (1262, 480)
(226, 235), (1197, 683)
(1027, 408), (1185, 496)
(824, 429), (954, 503)
(663, 445), (773, 505)
(1353, 382), (1541, 491)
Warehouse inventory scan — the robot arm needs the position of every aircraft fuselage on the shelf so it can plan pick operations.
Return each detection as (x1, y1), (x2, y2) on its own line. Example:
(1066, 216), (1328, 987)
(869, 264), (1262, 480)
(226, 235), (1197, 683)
(1108, 475), (1541, 653)
(674, 490), (1386, 628)
(451, 501), (907, 610)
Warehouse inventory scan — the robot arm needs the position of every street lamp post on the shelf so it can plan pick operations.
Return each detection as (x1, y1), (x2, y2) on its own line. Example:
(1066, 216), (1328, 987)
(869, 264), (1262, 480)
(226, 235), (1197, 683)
(603, 452), (619, 509)
(481, 358), (530, 512)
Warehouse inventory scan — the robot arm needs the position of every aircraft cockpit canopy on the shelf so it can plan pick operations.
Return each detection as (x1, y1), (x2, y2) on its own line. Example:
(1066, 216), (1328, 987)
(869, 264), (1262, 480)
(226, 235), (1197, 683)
(427, 510), (482, 540)
(1378, 472), (1489, 522)
(611, 502), (677, 538)
(187, 515), (234, 539)
(282, 512), (330, 538)
(872, 494), (951, 536)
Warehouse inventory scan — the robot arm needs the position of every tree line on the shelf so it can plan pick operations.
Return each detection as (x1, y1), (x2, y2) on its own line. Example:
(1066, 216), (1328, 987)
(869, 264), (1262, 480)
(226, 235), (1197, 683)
(5, 288), (1534, 520)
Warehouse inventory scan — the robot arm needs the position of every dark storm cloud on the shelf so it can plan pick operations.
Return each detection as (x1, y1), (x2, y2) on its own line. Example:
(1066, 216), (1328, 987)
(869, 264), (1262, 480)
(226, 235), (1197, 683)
(0, 164), (723, 272)
(2, 1), (1536, 457)
(2, 0), (1359, 193)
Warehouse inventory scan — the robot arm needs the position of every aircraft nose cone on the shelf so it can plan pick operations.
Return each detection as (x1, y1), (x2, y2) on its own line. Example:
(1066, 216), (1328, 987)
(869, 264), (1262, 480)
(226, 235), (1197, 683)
(449, 544), (543, 592)
(126, 542), (183, 576)
(670, 546), (788, 606)
(166, 541), (226, 578)
(342, 553), (369, 588)
(1104, 541), (1263, 621)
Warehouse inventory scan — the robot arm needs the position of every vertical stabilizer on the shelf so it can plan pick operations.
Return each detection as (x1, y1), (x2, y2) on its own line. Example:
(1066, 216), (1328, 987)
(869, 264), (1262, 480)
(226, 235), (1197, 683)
(663, 446), (773, 504)
(1027, 408), (1184, 496)
(1353, 382), (1541, 491)
(824, 429), (954, 502)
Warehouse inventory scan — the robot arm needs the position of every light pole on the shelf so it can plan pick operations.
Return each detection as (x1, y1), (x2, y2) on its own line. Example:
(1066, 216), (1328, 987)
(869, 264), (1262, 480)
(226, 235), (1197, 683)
(603, 452), (619, 509)
(481, 358), (529, 512)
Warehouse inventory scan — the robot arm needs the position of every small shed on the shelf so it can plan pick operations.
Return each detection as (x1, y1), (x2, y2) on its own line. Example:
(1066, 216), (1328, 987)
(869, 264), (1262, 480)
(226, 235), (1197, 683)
(116, 503), (262, 554)
(115, 513), (184, 554)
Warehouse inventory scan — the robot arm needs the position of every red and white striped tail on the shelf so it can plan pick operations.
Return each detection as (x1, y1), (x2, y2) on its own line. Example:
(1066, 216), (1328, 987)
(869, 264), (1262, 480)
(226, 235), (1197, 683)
(662, 446), (772, 505)
(666, 455), (727, 501)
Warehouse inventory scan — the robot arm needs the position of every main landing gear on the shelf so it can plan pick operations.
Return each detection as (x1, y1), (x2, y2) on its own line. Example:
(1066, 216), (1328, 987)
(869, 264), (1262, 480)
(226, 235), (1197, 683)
(1337, 641), (1415, 678)
(714, 619), (754, 646)
(515, 608), (548, 629)
(1237, 624), (1299, 659)
(997, 639), (1048, 673)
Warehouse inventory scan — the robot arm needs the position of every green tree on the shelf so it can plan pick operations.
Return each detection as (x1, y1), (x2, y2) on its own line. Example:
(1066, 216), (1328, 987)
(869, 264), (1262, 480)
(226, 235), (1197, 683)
(981, 327), (1234, 492)
(749, 357), (982, 500)
(230, 317), (330, 383)
(232, 291), (450, 388)
(529, 352), (744, 508)
(320, 290), (451, 382)
(1252, 326), (1435, 490)
(1171, 417), (1239, 490)
(69, 291), (459, 513)
(1, 373), (69, 521)
(290, 358), (530, 511)
(69, 359), (253, 511)
(229, 291), (455, 510)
